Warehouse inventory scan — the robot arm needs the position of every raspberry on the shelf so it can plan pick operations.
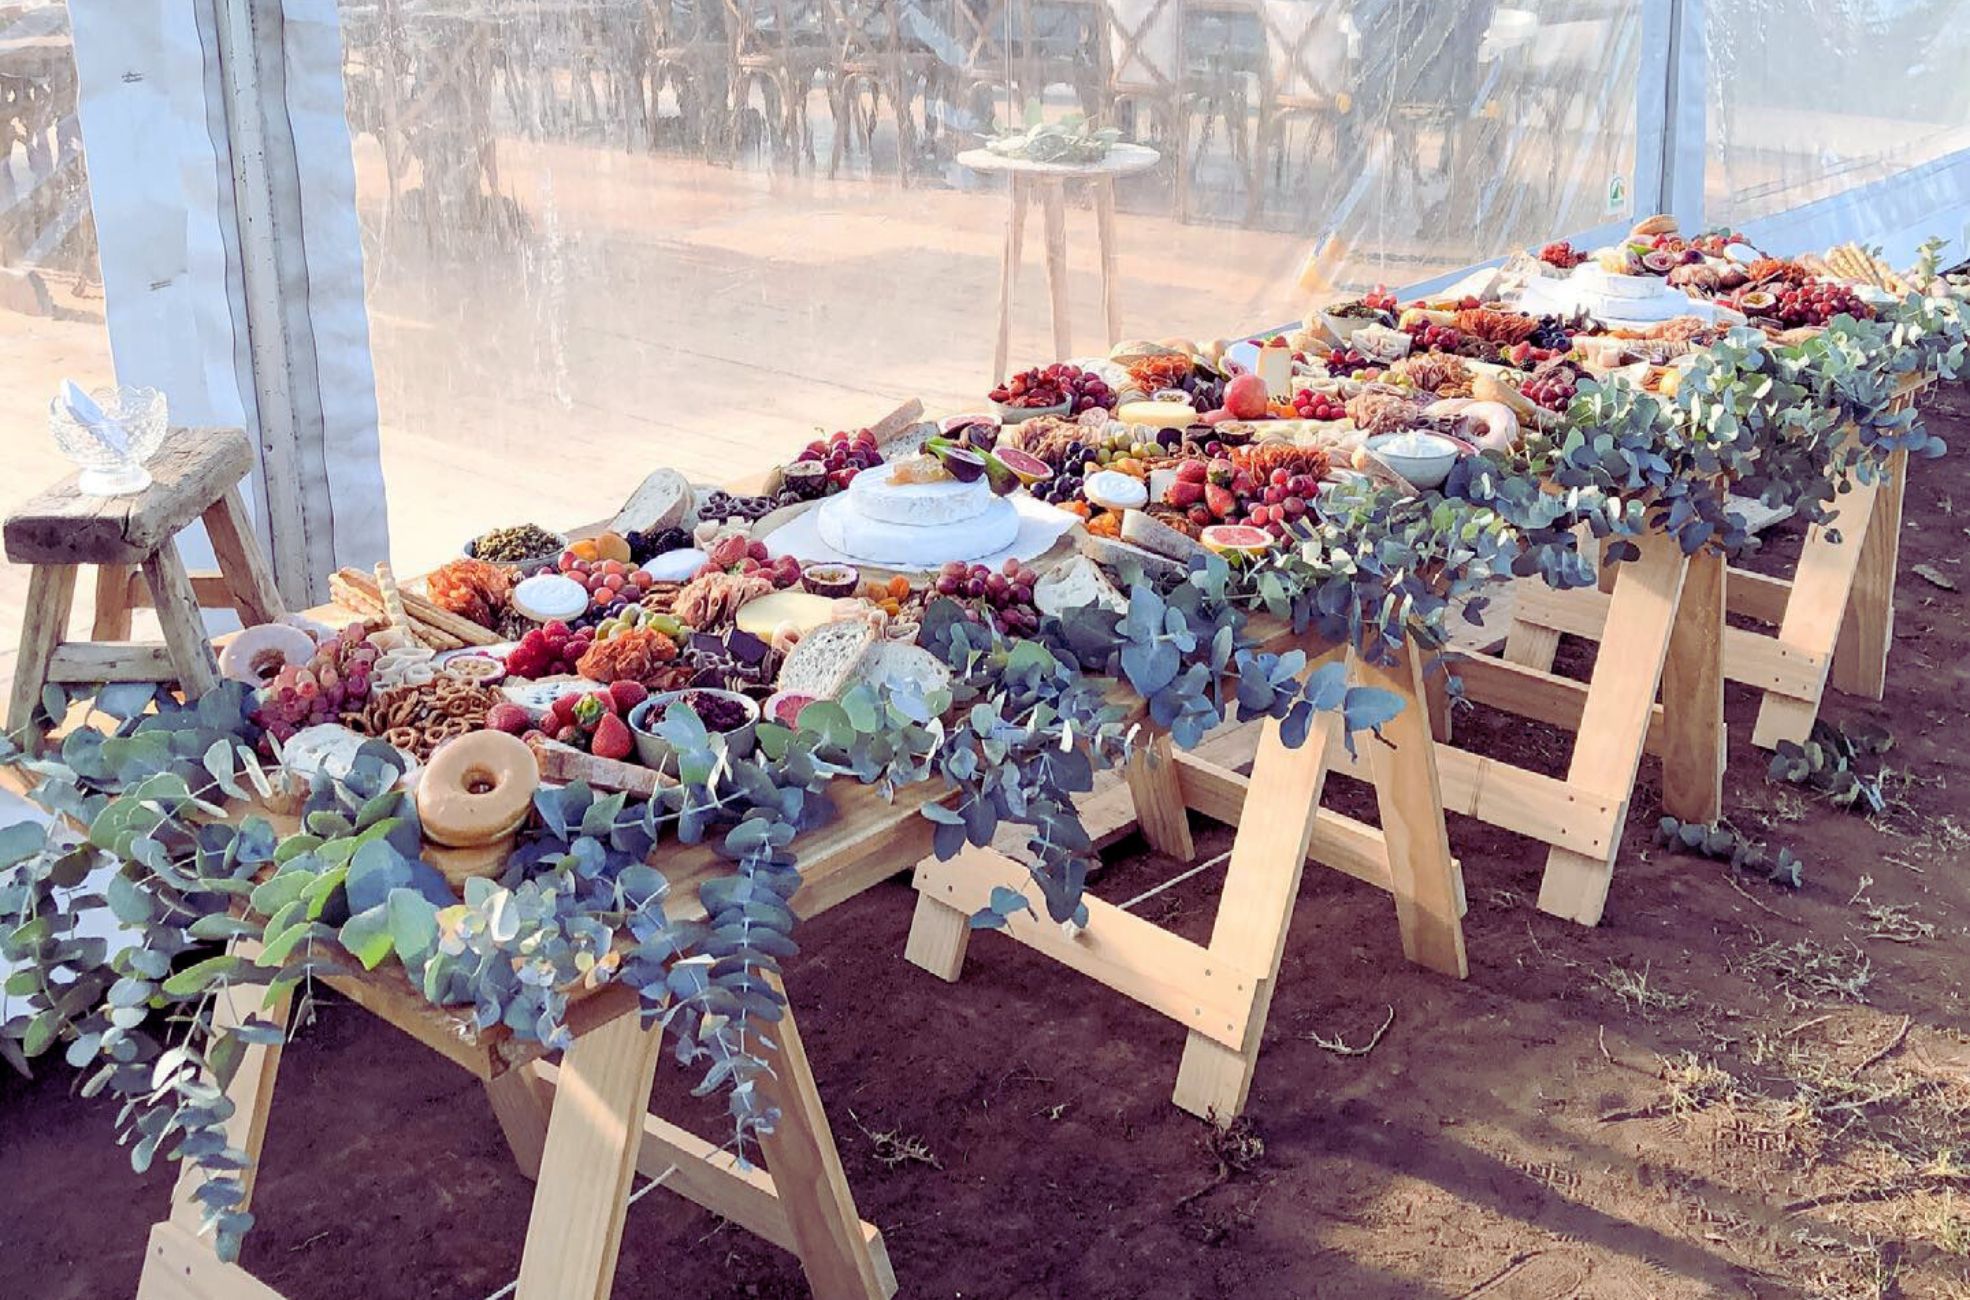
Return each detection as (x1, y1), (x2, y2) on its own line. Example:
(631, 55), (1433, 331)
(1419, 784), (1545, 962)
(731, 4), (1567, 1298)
(608, 680), (649, 712)
(485, 702), (531, 735)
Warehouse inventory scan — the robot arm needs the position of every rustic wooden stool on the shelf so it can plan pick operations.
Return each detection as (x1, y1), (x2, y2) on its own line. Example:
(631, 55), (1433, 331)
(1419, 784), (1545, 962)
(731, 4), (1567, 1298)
(3, 426), (283, 740)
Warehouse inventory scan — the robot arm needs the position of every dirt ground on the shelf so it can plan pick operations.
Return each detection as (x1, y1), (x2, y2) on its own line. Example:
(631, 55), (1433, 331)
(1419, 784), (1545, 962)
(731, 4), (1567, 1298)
(4, 383), (1969, 1300)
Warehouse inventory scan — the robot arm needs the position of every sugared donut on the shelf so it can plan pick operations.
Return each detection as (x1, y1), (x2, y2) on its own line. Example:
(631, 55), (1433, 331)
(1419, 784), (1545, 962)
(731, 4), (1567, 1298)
(218, 623), (317, 685)
(416, 731), (538, 848)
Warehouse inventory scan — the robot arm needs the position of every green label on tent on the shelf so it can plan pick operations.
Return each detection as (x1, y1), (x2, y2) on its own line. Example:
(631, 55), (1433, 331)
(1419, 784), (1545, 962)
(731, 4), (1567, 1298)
(1606, 174), (1628, 216)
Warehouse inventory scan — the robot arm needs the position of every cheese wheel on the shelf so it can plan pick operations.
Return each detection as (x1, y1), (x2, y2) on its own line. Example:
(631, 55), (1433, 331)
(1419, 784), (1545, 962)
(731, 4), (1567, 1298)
(512, 573), (588, 622)
(416, 731), (538, 849)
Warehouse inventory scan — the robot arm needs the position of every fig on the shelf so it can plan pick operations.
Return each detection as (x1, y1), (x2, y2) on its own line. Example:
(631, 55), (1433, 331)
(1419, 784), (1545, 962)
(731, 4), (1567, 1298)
(1641, 250), (1678, 275)
(931, 442), (986, 483)
(1738, 290), (1779, 315)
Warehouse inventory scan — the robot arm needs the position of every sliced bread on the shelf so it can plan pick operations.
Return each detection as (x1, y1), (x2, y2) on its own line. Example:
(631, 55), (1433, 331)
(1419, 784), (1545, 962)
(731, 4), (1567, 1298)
(612, 468), (697, 537)
(776, 619), (878, 699)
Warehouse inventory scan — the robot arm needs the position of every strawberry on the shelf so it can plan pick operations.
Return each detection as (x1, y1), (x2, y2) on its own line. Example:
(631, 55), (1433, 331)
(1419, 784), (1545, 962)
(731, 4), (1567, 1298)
(485, 702), (530, 735)
(549, 693), (581, 727)
(554, 724), (580, 744)
(1175, 460), (1208, 484)
(590, 690), (618, 715)
(590, 711), (633, 762)
(1168, 479), (1205, 508)
(607, 680), (649, 712)
(1205, 483), (1237, 519)
(572, 694), (608, 728)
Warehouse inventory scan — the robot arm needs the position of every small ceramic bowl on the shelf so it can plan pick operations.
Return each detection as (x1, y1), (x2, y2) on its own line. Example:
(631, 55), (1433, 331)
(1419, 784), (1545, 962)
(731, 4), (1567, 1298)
(627, 689), (760, 773)
(991, 397), (1071, 425)
(1365, 432), (1461, 490)
(462, 530), (567, 576)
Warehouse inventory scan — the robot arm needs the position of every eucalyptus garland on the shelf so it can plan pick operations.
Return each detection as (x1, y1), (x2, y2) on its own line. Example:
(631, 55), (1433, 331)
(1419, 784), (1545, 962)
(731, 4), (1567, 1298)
(1, 282), (1963, 1265)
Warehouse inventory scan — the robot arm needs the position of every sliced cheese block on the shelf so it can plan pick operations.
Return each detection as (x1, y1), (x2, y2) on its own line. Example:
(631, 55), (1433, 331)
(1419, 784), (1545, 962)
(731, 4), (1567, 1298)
(860, 641), (951, 698)
(1120, 509), (1206, 562)
(612, 468), (697, 537)
(640, 548), (707, 582)
(735, 590), (841, 638)
(1075, 531), (1186, 585)
(1034, 554), (1125, 616)
(1116, 399), (1199, 430)
(511, 573), (588, 622)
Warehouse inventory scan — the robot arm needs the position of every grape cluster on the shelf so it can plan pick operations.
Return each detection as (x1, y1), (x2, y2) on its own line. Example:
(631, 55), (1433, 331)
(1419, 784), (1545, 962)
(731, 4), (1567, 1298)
(1292, 389), (1346, 421)
(251, 625), (376, 743)
(1035, 442), (1102, 505)
(1243, 468), (1320, 534)
(1325, 348), (1369, 378)
(1776, 282), (1874, 327)
(1520, 363), (1579, 411)
(1528, 315), (1573, 350)
(556, 552), (666, 627)
(935, 559), (1042, 635)
(1405, 321), (1466, 353)
(624, 526), (693, 564)
(793, 430), (883, 494)
(592, 604), (685, 643)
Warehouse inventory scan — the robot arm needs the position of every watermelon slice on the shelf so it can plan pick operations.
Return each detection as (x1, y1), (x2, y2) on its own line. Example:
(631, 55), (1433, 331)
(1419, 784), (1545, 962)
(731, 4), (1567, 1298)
(1200, 524), (1273, 556)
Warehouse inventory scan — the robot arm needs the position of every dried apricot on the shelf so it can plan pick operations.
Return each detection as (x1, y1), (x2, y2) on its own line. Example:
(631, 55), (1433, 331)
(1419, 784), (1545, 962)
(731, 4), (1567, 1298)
(886, 574), (910, 599)
(594, 531), (632, 564)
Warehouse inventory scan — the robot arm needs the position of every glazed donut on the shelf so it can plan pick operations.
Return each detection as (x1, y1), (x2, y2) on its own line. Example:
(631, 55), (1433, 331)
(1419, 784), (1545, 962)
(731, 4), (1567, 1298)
(218, 623), (317, 685)
(415, 731), (538, 849)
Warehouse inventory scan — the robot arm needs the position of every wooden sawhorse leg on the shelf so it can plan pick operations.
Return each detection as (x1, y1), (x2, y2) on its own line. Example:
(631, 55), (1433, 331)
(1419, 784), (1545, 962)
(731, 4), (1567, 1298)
(908, 643), (1465, 1126)
(1830, 447), (1908, 701)
(1749, 467), (1889, 749)
(137, 965), (293, 1299)
(510, 993), (895, 1300)
(1538, 531), (1691, 924)
(1123, 731), (1196, 861)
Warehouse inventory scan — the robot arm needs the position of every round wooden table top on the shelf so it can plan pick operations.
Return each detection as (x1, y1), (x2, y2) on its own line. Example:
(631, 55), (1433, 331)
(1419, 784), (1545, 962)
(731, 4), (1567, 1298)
(954, 142), (1162, 180)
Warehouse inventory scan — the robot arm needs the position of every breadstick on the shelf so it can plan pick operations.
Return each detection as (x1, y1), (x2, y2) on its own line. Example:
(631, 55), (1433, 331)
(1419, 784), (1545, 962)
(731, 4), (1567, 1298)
(337, 568), (499, 648)
(374, 562), (413, 635)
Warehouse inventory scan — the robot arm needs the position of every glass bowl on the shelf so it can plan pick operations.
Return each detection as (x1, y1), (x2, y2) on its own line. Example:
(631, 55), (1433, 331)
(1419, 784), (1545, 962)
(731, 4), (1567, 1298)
(49, 385), (168, 496)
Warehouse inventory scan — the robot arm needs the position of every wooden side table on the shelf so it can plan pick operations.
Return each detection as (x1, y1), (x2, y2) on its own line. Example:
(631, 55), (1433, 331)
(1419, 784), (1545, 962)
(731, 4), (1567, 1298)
(2, 426), (283, 741)
(955, 144), (1161, 383)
